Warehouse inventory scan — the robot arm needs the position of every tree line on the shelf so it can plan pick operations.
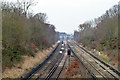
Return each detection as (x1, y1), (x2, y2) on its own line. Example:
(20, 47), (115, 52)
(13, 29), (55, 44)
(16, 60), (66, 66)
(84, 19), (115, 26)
(74, 4), (119, 65)
(2, 1), (59, 68)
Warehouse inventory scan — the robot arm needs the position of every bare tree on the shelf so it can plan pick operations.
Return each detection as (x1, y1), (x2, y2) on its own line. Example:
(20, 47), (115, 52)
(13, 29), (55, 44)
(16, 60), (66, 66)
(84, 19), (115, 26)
(17, 0), (37, 16)
(33, 13), (48, 23)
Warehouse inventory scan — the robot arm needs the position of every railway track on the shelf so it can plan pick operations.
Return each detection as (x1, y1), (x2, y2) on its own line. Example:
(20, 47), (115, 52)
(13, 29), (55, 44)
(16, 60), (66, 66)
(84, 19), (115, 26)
(22, 41), (71, 80)
(58, 43), (92, 78)
(73, 41), (120, 76)
(68, 44), (98, 79)
(23, 41), (65, 80)
(22, 40), (120, 80)
(68, 41), (119, 79)
(40, 52), (64, 80)
(44, 53), (67, 80)
(50, 44), (68, 79)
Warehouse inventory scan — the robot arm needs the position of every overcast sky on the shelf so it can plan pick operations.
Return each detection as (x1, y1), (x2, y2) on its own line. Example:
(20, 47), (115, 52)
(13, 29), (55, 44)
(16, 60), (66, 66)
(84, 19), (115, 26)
(5, 0), (119, 34)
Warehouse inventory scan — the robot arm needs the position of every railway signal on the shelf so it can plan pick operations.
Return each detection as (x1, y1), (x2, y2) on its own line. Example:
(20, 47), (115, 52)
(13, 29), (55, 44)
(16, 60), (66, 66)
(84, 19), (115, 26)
(67, 49), (71, 66)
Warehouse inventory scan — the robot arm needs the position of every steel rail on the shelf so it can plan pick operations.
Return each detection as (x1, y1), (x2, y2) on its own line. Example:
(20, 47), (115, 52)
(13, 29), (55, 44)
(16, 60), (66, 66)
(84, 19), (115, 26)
(23, 42), (61, 80)
(74, 43), (118, 79)
(73, 41), (120, 76)
(70, 42), (109, 80)
(68, 44), (98, 80)
(55, 55), (68, 79)
(44, 53), (64, 80)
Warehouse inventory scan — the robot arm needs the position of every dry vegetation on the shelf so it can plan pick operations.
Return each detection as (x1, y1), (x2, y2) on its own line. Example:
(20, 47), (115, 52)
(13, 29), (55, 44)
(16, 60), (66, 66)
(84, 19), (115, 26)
(2, 42), (57, 78)
(2, 0), (59, 72)
(64, 59), (82, 78)
(74, 4), (119, 68)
